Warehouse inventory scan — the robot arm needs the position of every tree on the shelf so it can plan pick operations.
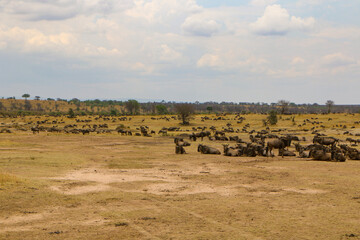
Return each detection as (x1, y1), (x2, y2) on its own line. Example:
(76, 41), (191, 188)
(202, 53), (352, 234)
(22, 94), (30, 100)
(206, 106), (213, 113)
(156, 104), (168, 115)
(175, 103), (195, 125)
(326, 100), (334, 114)
(267, 110), (278, 125)
(277, 100), (290, 114)
(34, 96), (40, 100)
(125, 99), (140, 115)
(68, 108), (76, 118)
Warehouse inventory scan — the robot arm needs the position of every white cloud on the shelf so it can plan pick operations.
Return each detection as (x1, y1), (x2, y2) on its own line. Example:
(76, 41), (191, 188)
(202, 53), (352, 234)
(159, 44), (182, 61)
(126, 0), (202, 23)
(0, 26), (75, 52)
(197, 54), (222, 67)
(197, 51), (269, 74)
(0, 26), (123, 60)
(250, 0), (278, 7)
(182, 17), (220, 37)
(250, 5), (315, 35)
(291, 57), (305, 65)
(321, 53), (357, 68)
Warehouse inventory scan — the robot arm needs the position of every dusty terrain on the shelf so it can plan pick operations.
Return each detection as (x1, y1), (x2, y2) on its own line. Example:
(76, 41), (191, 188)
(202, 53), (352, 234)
(1, 114), (360, 239)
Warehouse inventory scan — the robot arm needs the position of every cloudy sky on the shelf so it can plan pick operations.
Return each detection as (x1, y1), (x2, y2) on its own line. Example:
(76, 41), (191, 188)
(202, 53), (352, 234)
(0, 0), (359, 104)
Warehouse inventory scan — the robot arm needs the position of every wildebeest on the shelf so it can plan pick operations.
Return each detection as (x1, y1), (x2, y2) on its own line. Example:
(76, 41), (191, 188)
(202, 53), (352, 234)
(222, 144), (240, 157)
(313, 136), (338, 146)
(278, 148), (296, 156)
(266, 137), (292, 157)
(309, 149), (332, 161)
(31, 126), (40, 134)
(175, 143), (187, 154)
(198, 144), (221, 154)
(174, 137), (191, 147)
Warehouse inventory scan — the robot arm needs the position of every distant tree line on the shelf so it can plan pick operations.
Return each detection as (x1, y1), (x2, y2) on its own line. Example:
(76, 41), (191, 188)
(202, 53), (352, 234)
(0, 96), (359, 116)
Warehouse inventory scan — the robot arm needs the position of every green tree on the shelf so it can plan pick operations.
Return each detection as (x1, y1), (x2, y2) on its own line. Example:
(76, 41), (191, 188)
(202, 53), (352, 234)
(125, 100), (140, 115)
(267, 110), (278, 125)
(206, 106), (213, 113)
(156, 104), (168, 115)
(34, 96), (40, 100)
(68, 108), (76, 118)
(22, 94), (30, 100)
(175, 103), (195, 125)
(110, 109), (118, 116)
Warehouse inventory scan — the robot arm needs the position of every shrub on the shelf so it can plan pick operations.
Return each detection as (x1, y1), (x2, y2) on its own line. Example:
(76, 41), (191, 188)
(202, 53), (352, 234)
(267, 110), (278, 125)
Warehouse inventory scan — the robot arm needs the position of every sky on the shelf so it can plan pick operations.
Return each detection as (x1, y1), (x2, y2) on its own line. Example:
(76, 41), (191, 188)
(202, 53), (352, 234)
(0, 0), (359, 104)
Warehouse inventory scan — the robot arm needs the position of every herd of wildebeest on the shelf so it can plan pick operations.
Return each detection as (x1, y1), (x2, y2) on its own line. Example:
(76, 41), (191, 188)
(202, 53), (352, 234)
(1, 114), (360, 162)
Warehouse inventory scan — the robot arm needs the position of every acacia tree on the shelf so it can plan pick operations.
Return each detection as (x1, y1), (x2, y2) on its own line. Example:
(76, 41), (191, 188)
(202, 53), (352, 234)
(175, 103), (195, 125)
(34, 96), (40, 100)
(326, 100), (334, 114)
(22, 94), (30, 100)
(277, 100), (290, 115)
(125, 99), (140, 115)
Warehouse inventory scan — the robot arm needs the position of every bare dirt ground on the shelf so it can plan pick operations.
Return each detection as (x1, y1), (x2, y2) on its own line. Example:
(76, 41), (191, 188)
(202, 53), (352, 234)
(1, 114), (360, 239)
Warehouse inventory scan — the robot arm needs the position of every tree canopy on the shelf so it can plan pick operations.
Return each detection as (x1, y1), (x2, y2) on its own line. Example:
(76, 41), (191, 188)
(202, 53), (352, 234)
(174, 103), (194, 125)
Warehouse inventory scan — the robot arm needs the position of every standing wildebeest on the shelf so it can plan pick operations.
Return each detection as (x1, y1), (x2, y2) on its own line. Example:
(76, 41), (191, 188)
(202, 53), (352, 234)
(198, 144), (221, 155)
(266, 137), (292, 157)
(31, 126), (40, 134)
(313, 136), (338, 146)
(190, 131), (211, 141)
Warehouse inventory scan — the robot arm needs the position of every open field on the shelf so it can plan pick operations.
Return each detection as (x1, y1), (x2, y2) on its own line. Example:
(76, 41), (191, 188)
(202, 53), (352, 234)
(1, 114), (360, 239)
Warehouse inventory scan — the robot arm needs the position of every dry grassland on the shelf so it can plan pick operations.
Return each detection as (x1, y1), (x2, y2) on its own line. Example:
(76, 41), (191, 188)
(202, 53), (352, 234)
(0, 114), (360, 239)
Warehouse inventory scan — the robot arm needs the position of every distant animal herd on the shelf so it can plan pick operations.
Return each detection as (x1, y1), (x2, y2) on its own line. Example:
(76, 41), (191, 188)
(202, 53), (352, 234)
(1, 114), (359, 162)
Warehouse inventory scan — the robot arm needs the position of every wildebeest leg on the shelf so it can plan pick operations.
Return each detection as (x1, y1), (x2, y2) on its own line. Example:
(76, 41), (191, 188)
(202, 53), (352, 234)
(279, 148), (284, 158)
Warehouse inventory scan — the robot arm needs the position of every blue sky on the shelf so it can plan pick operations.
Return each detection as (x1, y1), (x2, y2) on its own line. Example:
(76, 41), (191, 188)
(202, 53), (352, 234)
(0, 0), (359, 104)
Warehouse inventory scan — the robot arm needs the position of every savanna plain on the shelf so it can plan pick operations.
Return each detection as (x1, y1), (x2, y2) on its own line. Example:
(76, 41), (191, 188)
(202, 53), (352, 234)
(1, 113), (360, 240)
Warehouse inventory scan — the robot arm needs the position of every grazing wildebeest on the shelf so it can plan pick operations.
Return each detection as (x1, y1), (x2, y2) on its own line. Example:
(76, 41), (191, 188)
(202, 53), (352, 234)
(313, 136), (338, 146)
(197, 144), (221, 155)
(266, 137), (291, 157)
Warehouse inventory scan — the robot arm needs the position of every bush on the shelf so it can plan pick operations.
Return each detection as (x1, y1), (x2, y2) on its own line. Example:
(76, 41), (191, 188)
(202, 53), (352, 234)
(67, 108), (76, 118)
(267, 110), (278, 125)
